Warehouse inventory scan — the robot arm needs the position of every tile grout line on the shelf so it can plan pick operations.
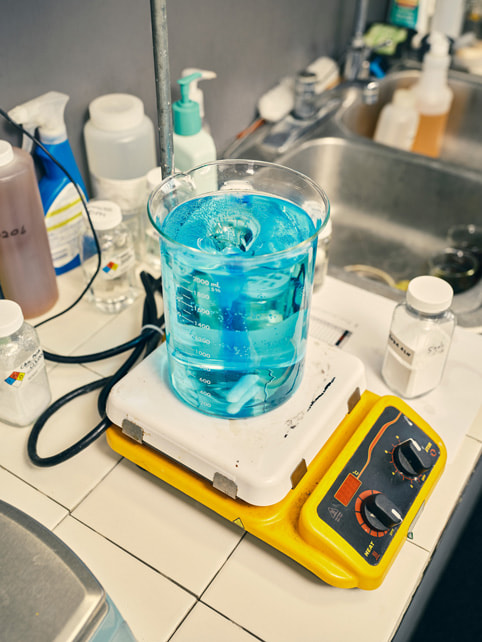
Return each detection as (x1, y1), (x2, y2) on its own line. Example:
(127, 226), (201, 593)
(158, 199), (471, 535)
(0, 462), (69, 526)
(62, 512), (200, 599)
(67, 455), (125, 514)
(165, 531), (258, 640)
(167, 600), (266, 642)
(198, 530), (247, 602)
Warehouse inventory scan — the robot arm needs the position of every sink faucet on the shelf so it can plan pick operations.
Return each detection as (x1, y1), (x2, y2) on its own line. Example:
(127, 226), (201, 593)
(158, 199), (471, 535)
(344, 0), (371, 81)
(258, 72), (379, 156)
(229, 0), (380, 158)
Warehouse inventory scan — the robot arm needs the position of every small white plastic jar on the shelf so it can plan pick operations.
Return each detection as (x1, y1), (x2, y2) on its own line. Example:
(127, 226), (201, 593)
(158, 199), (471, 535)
(382, 275), (456, 398)
(0, 300), (51, 426)
(80, 200), (139, 314)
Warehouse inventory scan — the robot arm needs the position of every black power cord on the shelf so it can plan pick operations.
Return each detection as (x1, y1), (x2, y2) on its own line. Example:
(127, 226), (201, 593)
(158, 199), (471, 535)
(27, 271), (165, 467)
(0, 106), (102, 329)
(0, 108), (167, 466)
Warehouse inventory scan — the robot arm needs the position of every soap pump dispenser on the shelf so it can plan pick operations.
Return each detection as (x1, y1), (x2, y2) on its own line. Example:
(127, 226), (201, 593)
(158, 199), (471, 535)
(181, 68), (216, 133)
(411, 31), (454, 158)
(172, 72), (216, 175)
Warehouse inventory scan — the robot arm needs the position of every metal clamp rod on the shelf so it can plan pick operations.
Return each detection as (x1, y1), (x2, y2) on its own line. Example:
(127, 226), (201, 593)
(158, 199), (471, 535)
(353, 0), (369, 40)
(150, 0), (174, 178)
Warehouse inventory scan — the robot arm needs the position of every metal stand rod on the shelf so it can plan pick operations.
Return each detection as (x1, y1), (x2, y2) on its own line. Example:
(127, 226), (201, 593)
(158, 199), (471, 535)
(150, 0), (174, 178)
(353, 0), (369, 40)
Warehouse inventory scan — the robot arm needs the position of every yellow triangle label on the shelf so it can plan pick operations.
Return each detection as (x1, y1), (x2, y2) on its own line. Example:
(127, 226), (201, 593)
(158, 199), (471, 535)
(233, 517), (245, 529)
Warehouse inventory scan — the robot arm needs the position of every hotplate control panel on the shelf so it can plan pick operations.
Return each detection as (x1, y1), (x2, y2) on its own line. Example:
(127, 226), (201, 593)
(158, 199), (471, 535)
(298, 399), (445, 586)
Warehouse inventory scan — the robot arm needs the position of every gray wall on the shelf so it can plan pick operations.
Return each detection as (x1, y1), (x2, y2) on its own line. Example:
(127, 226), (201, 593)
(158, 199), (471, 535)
(0, 0), (388, 192)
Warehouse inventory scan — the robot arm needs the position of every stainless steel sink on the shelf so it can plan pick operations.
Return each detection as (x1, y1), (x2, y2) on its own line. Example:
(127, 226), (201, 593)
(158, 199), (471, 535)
(226, 70), (482, 327)
(336, 68), (482, 173)
(277, 137), (482, 326)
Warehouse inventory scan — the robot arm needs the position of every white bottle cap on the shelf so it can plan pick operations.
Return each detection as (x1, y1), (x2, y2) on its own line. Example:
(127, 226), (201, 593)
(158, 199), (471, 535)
(0, 300), (24, 336)
(89, 94), (144, 132)
(392, 88), (417, 109)
(88, 200), (123, 230)
(146, 166), (163, 191)
(406, 275), (454, 314)
(0, 140), (14, 166)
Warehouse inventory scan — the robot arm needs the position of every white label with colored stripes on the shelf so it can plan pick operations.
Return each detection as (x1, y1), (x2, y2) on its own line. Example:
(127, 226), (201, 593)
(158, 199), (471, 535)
(100, 248), (136, 280)
(2, 348), (45, 389)
(45, 183), (86, 269)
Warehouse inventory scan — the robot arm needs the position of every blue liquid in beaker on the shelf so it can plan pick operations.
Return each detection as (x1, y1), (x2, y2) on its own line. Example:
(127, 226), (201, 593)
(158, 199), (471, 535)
(160, 192), (318, 417)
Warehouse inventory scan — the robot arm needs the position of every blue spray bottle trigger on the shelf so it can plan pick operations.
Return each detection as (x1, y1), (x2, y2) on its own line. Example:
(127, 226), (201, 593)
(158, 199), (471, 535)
(173, 72), (203, 136)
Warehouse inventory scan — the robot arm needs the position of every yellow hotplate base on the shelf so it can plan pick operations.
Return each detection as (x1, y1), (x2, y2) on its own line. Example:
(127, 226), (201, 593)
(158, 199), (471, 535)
(106, 390), (446, 590)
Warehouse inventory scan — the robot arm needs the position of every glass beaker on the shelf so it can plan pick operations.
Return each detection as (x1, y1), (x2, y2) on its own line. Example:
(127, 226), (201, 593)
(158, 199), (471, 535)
(148, 159), (329, 418)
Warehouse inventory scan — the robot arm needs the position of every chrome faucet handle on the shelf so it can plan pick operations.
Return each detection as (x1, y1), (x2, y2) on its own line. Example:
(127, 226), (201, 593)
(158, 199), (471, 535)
(361, 80), (380, 104)
(344, 36), (371, 81)
(293, 70), (318, 119)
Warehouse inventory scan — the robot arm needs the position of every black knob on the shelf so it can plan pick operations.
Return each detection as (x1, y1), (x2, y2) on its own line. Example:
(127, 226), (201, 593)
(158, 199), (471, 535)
(361, 492), (403, 532)
(393, 439), (433, 478)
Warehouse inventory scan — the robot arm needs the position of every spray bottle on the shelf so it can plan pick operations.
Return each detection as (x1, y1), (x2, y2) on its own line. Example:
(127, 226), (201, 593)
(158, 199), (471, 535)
(8, 92), (88, 274)
(411, 32), (454, 159)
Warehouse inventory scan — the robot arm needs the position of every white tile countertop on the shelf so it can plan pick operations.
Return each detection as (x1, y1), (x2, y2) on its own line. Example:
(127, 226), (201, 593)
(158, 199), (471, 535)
(1, 268), (481, 642)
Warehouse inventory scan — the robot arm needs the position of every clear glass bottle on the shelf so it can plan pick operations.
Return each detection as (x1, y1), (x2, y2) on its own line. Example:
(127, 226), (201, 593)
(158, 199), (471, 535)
(0, 299), (52, 426)
(382, 276), (456, 398)
(80, 200), (139, 313)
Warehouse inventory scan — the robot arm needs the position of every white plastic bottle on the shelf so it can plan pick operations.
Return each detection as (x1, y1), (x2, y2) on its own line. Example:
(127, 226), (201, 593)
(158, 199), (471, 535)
(373, 88), (420, 151)
(382, 276), (456, 398)
(0, 300), (51, 426)
(411, 32), (454, 158)
(83, 94), (157, 259)
(172, 73), (216, 190)
(79, 200), (139, 314)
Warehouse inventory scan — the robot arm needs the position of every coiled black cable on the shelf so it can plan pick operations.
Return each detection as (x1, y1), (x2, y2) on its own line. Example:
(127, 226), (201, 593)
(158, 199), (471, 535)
(27, 271), (165, 467)
(0, 108), (166, 466)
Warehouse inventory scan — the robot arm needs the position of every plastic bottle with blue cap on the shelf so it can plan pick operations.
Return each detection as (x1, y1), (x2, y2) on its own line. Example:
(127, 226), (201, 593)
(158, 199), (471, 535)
(173, 72), (216, 190)
(8, 92), (88, 275)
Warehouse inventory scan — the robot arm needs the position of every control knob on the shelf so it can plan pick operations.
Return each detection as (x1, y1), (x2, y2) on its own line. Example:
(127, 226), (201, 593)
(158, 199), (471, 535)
(361, 492), (403, 533)
(393, 439), (432, 478)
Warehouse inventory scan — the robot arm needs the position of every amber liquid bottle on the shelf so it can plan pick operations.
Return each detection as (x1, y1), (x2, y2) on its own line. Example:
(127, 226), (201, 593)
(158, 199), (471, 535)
(411, 32), (453, 159)
(411, 112), (450, 158)
(0, 141), (58, 318)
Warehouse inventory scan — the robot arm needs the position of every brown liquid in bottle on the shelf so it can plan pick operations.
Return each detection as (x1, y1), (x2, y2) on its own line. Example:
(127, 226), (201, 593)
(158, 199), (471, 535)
(0, 145), (58, 318)
(411, 111), (450, 158)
